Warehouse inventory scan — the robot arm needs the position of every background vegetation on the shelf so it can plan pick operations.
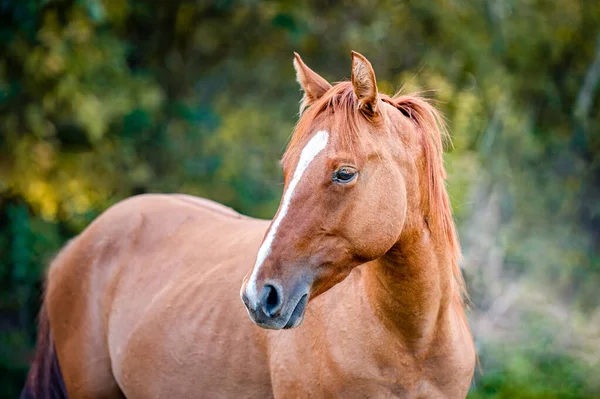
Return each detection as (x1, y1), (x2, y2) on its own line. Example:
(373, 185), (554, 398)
(1, 0), (599, 397)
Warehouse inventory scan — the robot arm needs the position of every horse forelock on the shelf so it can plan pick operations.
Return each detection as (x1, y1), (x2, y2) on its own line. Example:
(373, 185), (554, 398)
(283, 81), (469, 325)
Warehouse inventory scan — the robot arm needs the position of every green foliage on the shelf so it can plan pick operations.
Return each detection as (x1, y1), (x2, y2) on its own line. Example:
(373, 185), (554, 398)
(0, 0), (599, 396)
(470, 314), (599, 399)
(471, 352), (592, 399)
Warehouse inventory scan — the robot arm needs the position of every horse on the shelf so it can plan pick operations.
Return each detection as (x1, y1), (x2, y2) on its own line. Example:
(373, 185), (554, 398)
(22, 51), (475, 399)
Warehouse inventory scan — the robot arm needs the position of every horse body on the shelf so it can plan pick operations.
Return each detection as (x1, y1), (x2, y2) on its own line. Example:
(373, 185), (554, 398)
(23, 52), (476, 398)
(39, 193), (472, 398)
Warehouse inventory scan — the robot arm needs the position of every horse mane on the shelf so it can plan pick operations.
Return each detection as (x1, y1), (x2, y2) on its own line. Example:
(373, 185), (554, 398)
(283, 81), (468, 317)
(389, 93), (468, 316)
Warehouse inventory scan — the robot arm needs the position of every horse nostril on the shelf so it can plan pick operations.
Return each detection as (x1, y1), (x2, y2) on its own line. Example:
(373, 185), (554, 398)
(261, 284), (283, 318)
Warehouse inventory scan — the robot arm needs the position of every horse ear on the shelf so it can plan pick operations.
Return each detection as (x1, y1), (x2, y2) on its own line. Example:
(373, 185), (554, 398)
(351, 51), (378, 114)
(293, 52), (332, 112)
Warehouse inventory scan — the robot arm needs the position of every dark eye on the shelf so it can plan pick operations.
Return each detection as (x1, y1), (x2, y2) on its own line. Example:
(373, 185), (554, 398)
(332, 167), (358, 183)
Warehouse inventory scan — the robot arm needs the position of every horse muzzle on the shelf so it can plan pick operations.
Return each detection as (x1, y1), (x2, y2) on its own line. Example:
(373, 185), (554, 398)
(241, 280), (309, 330)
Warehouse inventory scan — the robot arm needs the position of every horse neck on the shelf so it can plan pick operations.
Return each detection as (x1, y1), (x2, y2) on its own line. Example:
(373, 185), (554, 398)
(363, 223), (457, 353)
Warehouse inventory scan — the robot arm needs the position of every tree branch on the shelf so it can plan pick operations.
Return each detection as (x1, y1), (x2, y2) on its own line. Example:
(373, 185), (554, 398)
(574, 32), (600, 120)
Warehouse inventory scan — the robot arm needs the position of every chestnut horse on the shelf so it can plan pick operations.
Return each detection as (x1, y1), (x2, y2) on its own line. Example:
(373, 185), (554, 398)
(22, 52), (475, 398)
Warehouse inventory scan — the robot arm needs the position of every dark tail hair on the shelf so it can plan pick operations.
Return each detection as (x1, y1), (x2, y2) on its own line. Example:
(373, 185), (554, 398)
(20, 303), (68, 399)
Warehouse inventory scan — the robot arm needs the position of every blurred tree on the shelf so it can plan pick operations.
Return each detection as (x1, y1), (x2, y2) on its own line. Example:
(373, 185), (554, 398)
(0, 0), (598, 397)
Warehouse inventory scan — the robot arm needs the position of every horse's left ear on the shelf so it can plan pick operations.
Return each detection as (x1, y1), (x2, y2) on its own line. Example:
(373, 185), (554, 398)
(294, 53), (332, 112)
(351, 51), (378, 114)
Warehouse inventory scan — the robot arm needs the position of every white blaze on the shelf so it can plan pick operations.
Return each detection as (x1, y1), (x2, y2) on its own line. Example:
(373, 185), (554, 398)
(246, 130), (329, 301)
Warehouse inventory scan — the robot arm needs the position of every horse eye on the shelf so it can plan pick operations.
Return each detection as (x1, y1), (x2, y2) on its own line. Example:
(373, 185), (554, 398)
(332, 167), (358, 183)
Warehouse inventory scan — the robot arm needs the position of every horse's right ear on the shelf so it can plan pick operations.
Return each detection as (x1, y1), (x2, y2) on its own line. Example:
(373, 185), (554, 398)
(293, 53), (332, 112)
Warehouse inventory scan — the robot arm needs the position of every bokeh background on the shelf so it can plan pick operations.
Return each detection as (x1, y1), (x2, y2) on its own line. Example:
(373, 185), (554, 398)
(1, 0), (599, 397)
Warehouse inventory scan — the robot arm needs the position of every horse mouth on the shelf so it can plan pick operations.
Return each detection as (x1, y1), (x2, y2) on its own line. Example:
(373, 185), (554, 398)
(283, 294), (308, 329)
